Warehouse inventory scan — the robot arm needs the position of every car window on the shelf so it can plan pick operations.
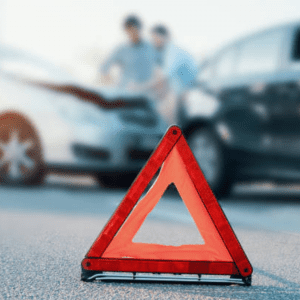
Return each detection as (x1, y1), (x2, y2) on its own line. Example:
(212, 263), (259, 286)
(215, 47), (237, 78)
(236, 29), (284, 75)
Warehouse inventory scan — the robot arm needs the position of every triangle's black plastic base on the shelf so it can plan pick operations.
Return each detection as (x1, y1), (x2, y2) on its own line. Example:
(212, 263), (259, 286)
(81, 267), (252, 286)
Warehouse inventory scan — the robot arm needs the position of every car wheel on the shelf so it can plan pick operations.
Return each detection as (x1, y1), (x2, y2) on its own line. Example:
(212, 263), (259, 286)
(96, 172), (137, 189)
(187, 127), (233, 198)
(0, 113), (46, 185)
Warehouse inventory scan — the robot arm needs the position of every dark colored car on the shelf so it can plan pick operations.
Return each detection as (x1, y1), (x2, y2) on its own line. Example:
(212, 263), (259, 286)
(180, 22), (300, 197)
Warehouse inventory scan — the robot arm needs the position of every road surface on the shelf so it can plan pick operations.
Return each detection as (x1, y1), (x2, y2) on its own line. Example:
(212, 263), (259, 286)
(0, 175), (300, 299)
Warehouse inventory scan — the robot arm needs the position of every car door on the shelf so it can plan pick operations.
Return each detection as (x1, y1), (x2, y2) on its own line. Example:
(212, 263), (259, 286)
(265, 26), (300, 158)
(249, 25), (300, 158)
(211, 43), (265, 152)
(233, 27), (292, 156)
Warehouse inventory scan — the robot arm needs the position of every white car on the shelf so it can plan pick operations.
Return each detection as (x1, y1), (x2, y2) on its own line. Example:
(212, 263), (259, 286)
(0, 45), (167, 186)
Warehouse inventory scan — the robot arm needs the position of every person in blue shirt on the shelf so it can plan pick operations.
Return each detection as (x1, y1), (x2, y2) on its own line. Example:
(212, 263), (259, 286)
(149, 25), (198, 125)
(100, 15), (156, 90)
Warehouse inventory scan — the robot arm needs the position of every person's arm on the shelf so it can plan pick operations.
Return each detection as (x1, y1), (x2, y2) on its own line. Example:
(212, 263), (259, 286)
(125, 44), (168, 98)
(170, 49), (198, 90)
(99, 46), (123, 85)
(128, 66), (170, 100)
(150, 68), (170, 99)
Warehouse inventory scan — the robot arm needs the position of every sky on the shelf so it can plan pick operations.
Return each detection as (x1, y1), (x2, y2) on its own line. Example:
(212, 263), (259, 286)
(1, 0), (300, 82)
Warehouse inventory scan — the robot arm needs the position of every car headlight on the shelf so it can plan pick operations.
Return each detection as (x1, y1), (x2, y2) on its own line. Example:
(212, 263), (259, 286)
(184, 89), (220, 118)
(216, 122), (233, 142)
(55, 96), (105, 125)
(251, 103), (268, 121)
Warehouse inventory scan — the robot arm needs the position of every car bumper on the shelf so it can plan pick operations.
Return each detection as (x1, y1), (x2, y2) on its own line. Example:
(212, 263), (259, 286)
(45, 127), (163, 173)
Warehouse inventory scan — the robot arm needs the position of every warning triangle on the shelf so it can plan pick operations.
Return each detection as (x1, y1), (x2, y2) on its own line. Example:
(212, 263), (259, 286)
(101, 145), (232, 261)
(81, 126), (252, 284)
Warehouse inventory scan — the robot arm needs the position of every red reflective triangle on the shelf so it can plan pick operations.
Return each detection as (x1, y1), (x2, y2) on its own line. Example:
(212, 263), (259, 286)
(81, 126), (252, 281)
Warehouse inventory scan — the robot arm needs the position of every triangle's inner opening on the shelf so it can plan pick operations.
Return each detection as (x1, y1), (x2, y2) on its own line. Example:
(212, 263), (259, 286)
(132, 183), (205, 246)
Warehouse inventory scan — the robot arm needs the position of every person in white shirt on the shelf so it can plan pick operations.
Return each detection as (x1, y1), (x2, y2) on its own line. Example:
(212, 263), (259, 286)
(149, 25), (198, 125)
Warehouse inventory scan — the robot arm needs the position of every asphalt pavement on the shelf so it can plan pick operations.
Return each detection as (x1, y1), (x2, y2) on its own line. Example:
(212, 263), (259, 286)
(0, 174), (300, 299)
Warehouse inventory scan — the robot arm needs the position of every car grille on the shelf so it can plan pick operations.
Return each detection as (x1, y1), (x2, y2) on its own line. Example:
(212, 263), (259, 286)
(128, 149), (153, 161)
(263, 136), (300, 155)
(118, 98), (159, 128)
(119, 111), (158, 128)
(72, 144), (110, 161)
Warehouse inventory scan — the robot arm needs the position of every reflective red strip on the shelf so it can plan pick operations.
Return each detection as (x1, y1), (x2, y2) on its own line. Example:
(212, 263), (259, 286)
(82, 258), (240, 275)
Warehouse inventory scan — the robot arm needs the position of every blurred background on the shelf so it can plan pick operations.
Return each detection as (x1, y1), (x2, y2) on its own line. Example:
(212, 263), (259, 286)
(1, 0), (300, 196)
(1, 0), (299, 83)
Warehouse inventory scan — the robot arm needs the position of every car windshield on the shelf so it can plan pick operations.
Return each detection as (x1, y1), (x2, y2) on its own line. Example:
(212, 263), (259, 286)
(0, 45), (74, 84)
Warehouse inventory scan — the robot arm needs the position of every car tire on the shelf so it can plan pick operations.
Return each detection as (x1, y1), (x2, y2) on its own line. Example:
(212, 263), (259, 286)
(96, 172), (138, 189)
(0, 113), (46, 185)
(187, 127), (234, 198)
